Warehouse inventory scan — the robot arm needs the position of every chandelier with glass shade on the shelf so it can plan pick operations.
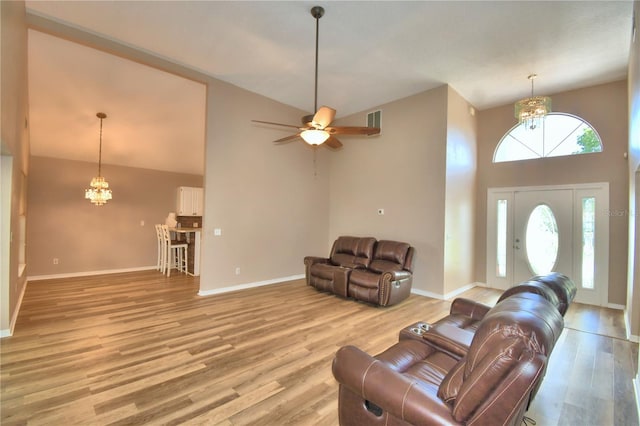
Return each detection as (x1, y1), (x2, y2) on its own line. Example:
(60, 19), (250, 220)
(514, 74), (552, 130)
(85, 112), (112, 206)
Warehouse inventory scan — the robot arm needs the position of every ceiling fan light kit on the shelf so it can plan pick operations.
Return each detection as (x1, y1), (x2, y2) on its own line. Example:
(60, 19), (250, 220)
(251, 5), (380, 149)
(301, 129), (330, 145)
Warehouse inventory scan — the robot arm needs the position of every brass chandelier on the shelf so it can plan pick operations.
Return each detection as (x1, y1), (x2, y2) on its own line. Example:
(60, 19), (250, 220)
(514, 74), (552, 130)
(85, 112), (112, 206)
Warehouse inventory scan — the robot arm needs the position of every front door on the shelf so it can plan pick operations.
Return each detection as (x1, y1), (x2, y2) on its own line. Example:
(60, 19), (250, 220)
(487, 184), (609, 306)
(513, 189), (573, 286)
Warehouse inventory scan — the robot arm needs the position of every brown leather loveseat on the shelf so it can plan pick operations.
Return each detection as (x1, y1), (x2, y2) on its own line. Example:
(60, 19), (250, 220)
(304, 236), (415, 307)
(332, 290), (564, 425)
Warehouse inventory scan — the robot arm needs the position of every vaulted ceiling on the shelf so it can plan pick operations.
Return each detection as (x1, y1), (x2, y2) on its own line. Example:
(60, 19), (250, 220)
(25, 1), (634, 174)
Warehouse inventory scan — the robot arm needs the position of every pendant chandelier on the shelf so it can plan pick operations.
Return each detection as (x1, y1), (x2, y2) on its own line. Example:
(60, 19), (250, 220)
(514, 74), (552, 130)
(85, 112), (112, 206)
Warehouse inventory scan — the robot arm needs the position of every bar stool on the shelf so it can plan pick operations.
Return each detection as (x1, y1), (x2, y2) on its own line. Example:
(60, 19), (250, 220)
(161, 225), (188, 277)
(154, 224), (165, 273)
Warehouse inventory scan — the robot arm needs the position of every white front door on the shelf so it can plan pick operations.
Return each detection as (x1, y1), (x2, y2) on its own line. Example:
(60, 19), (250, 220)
(487, 184), (609, 306)
(513, 189), (573, 285)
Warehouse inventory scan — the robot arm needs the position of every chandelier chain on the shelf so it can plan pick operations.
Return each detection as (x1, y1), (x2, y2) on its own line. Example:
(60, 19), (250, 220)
(98, 115), (103, 177)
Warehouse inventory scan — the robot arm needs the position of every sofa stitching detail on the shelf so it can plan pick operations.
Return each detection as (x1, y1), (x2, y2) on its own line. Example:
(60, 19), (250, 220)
(361, 359), (379, 400)
(467, 356), (542, 425)
(455, 339), (520, 415)
(400, 381), (415, 420)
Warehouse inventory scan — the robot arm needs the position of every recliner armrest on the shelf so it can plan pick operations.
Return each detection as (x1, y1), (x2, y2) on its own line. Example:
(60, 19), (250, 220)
(381, 269), (412, 281)
(332, 345), (456, 425)
(422, 323), (474, 358)
(303, 256), (330, 267)
(449, 297), (491, 319)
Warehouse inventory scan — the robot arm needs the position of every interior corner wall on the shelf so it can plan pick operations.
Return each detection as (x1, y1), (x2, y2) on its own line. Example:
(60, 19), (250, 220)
(199, 79), (331, 291)
(26, 156), (202, 277)
(443, 86), (477, 295)
(328, 86), (449, 295)
(1, 0), (30, 334)
(476, 80), (629, 305)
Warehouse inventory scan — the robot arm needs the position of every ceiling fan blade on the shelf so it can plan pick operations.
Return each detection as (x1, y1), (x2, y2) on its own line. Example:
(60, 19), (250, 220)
(324, 135), (343, 149)
(252, 120), (304, 130)
(326, 126), (381, 136)
(273, 134), (301, 144)
(312, 106), (336, 129)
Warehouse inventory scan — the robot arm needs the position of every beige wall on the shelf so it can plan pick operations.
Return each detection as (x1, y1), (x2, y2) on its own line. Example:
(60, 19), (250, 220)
(328, 86), (449, 295)
(444, 86), (477, 294)
(27, 156), (202, 276)
(627, 0), (640, 339)
(199, 79), (331, 290)
(476, 80), (629, 305)
(1, 0), (30, 334)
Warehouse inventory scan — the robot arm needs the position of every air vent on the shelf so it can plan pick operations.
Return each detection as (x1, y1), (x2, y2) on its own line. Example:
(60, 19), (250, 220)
(366, 110), (382, 131)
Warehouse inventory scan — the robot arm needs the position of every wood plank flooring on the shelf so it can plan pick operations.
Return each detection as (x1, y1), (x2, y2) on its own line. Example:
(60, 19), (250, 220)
(1, 271), (637, 425)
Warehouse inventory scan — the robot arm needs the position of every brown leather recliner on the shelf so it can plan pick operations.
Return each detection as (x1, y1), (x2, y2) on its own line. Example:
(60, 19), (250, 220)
(348, 240), (415, 306)
(304, 236), (376, 297)
(332, 293), (564, 426)
(530, 272), (577, 316)
(424, 273), (574, 348)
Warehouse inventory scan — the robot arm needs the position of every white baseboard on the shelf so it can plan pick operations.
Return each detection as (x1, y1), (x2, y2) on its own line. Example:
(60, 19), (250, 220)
(635, 376), (640, 424)
(607, 303), (626, 310)
(198, 274), (305, 297)
(28, 266), (157, 281)
(1, 278), (28, 338)
(411, 282), (479, 301)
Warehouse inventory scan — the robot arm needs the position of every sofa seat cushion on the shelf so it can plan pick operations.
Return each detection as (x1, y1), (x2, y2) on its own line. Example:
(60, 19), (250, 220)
(349, 269), (380, 289)
(309, 263), (351, 297)
(434, 314), (482, 332)
(375, 340), (459, 390)
(348, 269), (382, 303)
(310, 263), (343, 280)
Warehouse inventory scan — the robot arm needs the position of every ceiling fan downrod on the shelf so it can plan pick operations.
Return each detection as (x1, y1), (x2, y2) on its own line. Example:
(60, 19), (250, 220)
(311, 6), (324, 114)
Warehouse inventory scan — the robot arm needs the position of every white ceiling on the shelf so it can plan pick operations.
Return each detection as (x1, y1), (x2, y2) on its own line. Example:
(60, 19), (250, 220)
(25, 1), (634, 174)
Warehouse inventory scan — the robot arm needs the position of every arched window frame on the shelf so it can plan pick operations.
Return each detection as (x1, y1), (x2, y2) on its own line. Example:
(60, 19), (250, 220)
(493, 112), (603, 163)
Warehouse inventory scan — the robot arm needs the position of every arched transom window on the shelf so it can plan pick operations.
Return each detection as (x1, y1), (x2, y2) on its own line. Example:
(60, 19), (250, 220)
(494, 113), (603, 163)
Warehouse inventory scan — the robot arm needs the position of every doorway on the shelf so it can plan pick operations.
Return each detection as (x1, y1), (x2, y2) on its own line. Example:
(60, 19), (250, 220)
(487, 183), (609, 305)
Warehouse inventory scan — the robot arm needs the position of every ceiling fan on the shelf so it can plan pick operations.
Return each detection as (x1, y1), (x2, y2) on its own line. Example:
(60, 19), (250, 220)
(252, 5), (380, 149)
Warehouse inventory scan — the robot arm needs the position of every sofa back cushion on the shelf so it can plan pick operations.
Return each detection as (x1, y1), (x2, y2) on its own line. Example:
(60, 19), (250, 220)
(330, 236), (376, 268)
(497, 280), (561, 312)
(438, 292), (563, 421)
(530, 272), (577, 316)
(368, 240), (412, 273)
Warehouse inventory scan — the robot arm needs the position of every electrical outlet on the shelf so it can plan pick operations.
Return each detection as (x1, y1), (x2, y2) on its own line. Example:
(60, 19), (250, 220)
(235, 267), (241, 275)
(214, 228), (222, 236)
(53, 258), (59, 265)
(140, 220), (145, 226)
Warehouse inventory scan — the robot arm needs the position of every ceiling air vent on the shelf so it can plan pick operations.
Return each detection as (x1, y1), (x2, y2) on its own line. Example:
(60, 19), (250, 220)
(366, 110), (382, 133)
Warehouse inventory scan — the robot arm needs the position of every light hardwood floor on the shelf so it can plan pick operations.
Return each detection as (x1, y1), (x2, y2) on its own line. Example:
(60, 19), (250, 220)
(1, 271), (638, 425)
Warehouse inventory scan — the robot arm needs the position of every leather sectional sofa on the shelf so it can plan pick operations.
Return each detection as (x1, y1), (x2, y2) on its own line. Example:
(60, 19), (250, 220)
(332, 273), (576, 426)
(304, 236), (415, 307)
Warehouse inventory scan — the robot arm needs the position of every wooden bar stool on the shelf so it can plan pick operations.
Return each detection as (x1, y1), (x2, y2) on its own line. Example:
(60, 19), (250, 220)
(154, 224), (165, 273)
(161, 225), (188, 277)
